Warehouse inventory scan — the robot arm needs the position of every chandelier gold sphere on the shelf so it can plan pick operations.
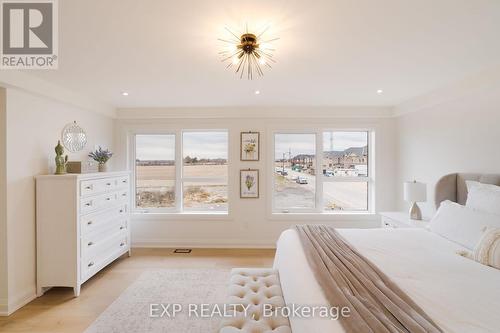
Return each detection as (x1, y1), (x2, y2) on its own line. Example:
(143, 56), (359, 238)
(219, 26), (278, 80)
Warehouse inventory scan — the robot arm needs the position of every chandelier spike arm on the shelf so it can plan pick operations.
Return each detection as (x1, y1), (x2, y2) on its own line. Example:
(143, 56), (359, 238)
(218, 37), (240, 44)
(221, 50), (243, 63)
(224, 27), (242, 41)
(257, 25), (270, 39)
(261, 37), (280, 43)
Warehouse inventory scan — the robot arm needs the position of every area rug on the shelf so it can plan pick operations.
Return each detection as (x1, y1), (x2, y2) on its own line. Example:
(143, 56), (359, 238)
(84, 269), (230, 333)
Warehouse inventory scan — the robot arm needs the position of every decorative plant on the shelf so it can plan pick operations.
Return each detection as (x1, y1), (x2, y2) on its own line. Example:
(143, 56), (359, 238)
(244, 142), (256, 154)
(88, 146), (113, 165)
(245, 175), (255, 191)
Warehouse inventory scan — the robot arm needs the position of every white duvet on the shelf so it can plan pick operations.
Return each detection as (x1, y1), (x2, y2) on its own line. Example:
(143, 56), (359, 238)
(274, 228), (500, 333)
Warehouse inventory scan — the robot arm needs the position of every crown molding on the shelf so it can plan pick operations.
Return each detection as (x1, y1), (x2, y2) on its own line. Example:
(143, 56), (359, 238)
(394, 63), (500, 117)
(117, 106), (394, 120)
(0, 71), (116, 118)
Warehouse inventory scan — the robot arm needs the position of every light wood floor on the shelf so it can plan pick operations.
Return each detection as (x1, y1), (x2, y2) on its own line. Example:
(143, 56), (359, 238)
(0, 248), (275, 333)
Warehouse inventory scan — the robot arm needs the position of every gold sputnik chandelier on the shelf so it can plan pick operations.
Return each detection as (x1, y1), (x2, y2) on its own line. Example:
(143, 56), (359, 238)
(219, 26), (278, 79)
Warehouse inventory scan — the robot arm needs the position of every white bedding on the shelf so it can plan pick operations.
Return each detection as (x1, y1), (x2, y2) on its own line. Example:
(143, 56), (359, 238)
(274, 228), (500, 333)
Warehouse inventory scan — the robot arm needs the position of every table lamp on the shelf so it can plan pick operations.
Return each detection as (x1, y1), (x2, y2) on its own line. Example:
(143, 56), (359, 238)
(404, 180), (427, 220)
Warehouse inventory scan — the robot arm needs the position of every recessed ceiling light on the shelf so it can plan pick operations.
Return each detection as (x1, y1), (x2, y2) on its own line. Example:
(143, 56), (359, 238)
(121, 91), (129, 96)
(255, 90), (261, 95)
(376, 89), (384, 95)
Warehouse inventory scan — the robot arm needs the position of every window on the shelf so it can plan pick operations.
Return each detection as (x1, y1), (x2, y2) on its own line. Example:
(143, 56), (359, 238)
(134, 131), (228, 213)
(135, 134), (176, 209)
(273, 131), (371, 213)
(182, 131), (228, 212)
(274, 133), (316, 211)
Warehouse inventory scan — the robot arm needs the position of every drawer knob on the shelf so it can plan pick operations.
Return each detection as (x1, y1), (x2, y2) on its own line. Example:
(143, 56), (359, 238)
(85, 202), (91, 207)
(88, 241), (94, 246)
(122, 180), (127, 183)
(106, 197), (111, 201)
(122, 193), (127, 197)
(106, 183), (112, 186)
(119, 226), (125, 230)
(85, 186), (92, 190)
(87, 221), (93, 225)
(119, 209), (123, 213)
(120, 242), (125, 247)
(88, 262), (94, 267)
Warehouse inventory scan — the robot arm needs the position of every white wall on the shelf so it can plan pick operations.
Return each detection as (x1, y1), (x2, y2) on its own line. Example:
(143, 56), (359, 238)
(1, 88), (115, 315)
(0, 88), (7, 314)
(116, 108), (398, 248)
(396, 84), (500, 217)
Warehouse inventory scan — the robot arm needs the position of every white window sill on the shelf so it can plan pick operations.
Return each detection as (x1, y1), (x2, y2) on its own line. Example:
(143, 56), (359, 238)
(131, 211), (232, 222)
(268, 211), (377, 221)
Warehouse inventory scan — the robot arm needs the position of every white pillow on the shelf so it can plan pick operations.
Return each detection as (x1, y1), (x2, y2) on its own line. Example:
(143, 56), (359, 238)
(430, 200), (500, 249)
(472, 227), (500, 270)
(466, 181), (500, 215)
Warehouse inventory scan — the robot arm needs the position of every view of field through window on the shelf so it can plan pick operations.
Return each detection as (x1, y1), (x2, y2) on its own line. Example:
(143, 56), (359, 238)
(274, 131), (369, 212)
(136, 134), (176, 209)
(135, 132), (228, 212)
(182, 132), (228, 212)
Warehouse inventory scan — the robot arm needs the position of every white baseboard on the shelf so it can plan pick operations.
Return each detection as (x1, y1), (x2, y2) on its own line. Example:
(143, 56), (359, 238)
(132, 238), (276, 249)
(0, 288), (36, 316)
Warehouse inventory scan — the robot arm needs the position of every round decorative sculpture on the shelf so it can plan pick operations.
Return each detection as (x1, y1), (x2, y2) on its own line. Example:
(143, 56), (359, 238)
(61, 121), (87, 153)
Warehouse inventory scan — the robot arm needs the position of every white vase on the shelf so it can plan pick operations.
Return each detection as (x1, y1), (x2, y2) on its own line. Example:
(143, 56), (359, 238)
(98, 163), (108, 172)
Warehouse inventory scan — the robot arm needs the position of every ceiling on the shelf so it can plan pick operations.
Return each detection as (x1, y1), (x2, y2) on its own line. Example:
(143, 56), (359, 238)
(27, 0), (500, 108)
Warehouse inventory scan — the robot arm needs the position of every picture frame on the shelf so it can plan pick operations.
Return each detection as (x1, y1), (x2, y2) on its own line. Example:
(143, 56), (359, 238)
(240, 132), (260, 161)
(240, 169), (259, 198)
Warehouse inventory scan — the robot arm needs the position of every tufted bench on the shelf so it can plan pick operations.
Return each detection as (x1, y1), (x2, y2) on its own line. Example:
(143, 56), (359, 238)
(219, 268), (291, 333)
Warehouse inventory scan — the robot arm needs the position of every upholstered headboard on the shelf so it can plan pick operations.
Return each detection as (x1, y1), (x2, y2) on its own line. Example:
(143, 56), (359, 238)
(434, 173), (500, 208)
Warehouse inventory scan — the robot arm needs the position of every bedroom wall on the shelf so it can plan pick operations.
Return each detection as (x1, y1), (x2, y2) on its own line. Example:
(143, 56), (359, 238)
(0, 88), (7, 315)
(115, 108), (398, 248)
(396, 82), (500, 217)
(1, 87), (115, 315)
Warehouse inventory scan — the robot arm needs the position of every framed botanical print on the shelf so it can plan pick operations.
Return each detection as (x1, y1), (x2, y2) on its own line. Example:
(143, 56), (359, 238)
(240, 132), (260, 161)
(240, 169), (259, 198)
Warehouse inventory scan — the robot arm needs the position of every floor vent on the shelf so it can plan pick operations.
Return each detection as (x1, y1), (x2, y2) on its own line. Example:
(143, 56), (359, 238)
(173, 249), (192, 254)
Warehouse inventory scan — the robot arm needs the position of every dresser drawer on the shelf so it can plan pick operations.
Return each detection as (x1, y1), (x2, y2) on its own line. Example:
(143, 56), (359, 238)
(116, 176), (130, 189)
(81, 235), (128, 281)
(80, 191), (122, 214)
(381, 217), (395, 228)
(82, 222), (128, 259)
(117, 189), (129, 202)
(80, 205), (128, 235)
(80, 178), (117, 197)
(381, 216), (412, 229)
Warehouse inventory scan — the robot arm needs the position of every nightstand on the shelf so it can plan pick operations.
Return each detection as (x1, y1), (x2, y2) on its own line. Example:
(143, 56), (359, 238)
(379, 211), (430, 229)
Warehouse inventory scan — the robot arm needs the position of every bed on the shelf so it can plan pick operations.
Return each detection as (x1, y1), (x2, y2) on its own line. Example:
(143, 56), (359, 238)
(273, 173), (500, 333)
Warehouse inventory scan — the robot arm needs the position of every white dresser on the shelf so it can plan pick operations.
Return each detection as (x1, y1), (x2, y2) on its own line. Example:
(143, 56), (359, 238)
(380, 211), (430, 229)
(35, 171), (131, 297)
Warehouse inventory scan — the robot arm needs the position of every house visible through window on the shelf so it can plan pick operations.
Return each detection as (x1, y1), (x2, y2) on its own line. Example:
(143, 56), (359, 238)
(134, 131), (228, 213)
(273, 131), (371, 213)
(274, 133), (316, 211)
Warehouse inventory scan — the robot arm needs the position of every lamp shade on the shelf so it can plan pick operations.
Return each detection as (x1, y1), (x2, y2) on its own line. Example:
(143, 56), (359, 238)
(404, 181), (427, 202)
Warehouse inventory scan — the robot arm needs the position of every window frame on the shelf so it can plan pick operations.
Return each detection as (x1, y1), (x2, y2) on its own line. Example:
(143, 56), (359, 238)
(270, 128), (375, 215)
(132, 129), (230, 215)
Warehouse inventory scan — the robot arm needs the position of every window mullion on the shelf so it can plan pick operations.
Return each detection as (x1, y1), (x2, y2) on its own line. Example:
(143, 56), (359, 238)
(316, 131), (323, 212)
(176, 130), (183, 213)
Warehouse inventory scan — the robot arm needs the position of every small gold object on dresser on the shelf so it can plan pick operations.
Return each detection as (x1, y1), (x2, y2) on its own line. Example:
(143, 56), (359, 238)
(67, 160), (99, 174)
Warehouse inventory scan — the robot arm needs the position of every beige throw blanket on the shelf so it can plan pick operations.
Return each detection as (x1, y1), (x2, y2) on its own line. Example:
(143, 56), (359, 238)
(296, 225), (442, 333)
